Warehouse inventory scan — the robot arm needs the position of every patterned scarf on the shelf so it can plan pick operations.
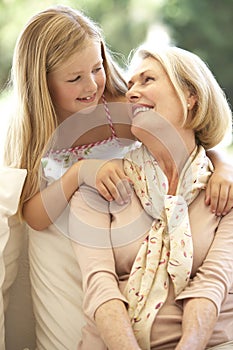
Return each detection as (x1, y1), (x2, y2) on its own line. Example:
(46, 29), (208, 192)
(123, 145), (213, 350)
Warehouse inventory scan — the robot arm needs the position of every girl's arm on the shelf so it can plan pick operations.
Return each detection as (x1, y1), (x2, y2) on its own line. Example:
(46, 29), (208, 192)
(23, 161), (83, 230)
(175, 298), (217, 350)
(23, 162), (81, 231)
(25, 148), (233, 230)
(89, 152), (233, 216)
(23, 159), (131, 230)
(206, 149), (233, 215)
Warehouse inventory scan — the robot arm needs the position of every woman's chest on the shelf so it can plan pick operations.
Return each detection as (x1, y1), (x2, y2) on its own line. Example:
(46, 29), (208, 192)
(112, 191), (220, 279)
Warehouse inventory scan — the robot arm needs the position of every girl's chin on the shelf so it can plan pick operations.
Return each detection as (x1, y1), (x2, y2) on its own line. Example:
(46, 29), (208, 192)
(76, 103), (98, 115)
(62, 99), (99, 118)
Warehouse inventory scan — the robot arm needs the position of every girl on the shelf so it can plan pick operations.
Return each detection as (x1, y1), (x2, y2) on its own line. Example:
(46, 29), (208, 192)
(4, 5), (233, 350)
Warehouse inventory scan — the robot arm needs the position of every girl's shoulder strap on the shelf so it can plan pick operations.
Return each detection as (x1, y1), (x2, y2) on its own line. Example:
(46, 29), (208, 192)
(102, 95), (117, 138)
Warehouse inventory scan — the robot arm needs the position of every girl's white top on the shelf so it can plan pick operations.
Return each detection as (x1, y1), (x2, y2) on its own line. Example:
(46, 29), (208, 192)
(42, 98), (140, 184)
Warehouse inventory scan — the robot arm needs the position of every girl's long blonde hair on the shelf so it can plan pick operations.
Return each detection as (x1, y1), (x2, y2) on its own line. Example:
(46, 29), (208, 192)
(4, 5), (127, 217)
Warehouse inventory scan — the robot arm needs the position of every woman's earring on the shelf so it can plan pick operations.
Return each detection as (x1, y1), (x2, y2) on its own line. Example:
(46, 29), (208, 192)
(187, 103), (190, 109)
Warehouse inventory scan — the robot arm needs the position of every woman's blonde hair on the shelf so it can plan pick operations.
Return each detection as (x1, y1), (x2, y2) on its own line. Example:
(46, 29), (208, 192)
(4, 5), (127, 217)
(129, 44), (232, 149)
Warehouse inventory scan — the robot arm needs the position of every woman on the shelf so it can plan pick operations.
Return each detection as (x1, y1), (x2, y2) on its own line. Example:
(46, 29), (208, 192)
(69, 44), (233, 350)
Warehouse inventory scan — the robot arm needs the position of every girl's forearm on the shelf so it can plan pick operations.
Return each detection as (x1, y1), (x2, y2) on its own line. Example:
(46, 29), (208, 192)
(23, 157), (129, 230)
(22, 161), (83, 230)
(206, 148), (230, 167)
(175, 298), (217, 350)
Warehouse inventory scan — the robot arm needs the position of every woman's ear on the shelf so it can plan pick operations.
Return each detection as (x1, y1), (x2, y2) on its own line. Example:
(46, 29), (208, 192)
(187, 93), (198, 110)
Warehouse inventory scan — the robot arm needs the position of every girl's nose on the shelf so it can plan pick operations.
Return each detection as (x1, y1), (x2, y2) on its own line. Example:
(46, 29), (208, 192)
(84, 76), (97, 93)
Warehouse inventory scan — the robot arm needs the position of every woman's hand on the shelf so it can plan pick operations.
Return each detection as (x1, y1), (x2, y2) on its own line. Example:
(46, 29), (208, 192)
(79, 159), (133, 205)
(205, 163), (233, 216)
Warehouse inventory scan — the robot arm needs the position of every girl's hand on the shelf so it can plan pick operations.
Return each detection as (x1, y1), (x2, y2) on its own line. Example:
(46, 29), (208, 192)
(79, 159), (133, 205)
(205, 163), (233, 216)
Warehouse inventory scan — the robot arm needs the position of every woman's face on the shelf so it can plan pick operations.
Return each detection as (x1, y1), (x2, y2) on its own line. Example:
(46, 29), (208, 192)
(47, 41), (106, 123)
(126, 56), (196, 155)
(126, 56), (185, 129)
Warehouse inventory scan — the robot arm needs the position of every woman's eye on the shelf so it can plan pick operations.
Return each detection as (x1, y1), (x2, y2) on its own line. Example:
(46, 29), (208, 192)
(145, 76), (155, 83)
(67, 75), (81, 83)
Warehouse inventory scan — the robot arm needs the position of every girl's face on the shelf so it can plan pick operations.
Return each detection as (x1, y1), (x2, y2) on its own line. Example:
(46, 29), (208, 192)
(47, 41), (106, 122)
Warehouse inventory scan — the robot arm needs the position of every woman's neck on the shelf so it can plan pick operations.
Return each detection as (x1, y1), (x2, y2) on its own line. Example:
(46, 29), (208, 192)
(147, 128), (196, 194)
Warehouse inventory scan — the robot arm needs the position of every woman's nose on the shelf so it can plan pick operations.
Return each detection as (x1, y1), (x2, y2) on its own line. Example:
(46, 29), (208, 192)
(126, 87), (140, 102)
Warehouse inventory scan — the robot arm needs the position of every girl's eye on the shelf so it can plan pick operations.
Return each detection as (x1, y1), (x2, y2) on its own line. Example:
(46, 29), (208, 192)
(67, 75), (81, 83)
(93, 66), (103, 74)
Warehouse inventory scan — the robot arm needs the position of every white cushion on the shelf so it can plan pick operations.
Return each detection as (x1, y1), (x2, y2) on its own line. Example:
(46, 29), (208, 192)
(0, 167), (26, 350)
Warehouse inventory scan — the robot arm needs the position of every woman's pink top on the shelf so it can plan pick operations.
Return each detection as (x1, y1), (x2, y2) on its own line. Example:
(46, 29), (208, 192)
(69, 184), (233, 350)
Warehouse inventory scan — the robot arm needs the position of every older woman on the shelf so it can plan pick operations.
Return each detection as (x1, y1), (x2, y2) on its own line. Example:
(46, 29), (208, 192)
(69, 45), (233, 350)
